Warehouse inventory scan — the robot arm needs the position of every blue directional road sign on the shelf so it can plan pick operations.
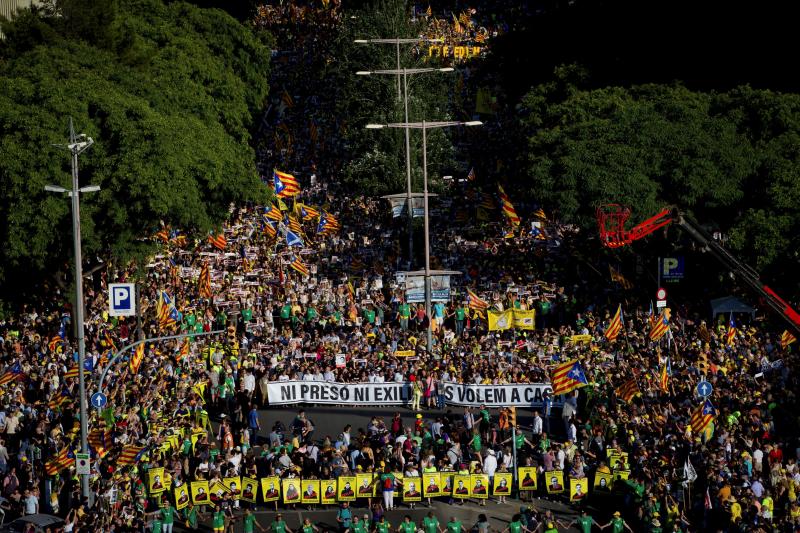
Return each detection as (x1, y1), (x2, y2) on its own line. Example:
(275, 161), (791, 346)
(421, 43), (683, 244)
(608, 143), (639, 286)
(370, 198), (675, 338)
(108, 283), (136, 316)
(90, 392), (108, 409)
(696, 380), (713, 398)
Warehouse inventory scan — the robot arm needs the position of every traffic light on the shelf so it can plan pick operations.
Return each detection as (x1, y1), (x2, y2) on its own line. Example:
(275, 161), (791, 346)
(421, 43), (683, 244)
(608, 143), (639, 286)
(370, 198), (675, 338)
(697, 351), (709, 375)
(508, 407), (517, 427)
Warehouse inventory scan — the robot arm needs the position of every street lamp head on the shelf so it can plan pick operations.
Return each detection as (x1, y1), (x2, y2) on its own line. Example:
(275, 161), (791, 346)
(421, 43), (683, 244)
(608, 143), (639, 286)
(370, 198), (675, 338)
(44, 185), (68, 193)
(354, 39), (369, 43)
(438, 68), (455, 72)
(356, 71), (373, 76)
(365, 124), (386, 129)
(464, 121), (483, 126)
(79, 185), (101, 193)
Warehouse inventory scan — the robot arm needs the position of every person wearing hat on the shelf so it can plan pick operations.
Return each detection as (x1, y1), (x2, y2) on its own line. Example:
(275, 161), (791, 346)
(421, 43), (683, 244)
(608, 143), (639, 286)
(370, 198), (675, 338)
(601, 511), (633, 533)
(271, 513), (293, 533)
(567, 509), (599, 533)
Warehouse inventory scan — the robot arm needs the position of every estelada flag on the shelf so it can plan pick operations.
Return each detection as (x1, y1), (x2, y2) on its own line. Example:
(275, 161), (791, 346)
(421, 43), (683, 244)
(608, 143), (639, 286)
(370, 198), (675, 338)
(649, 309), (670, 341)
(497, 185), (520, 226)
(117, 444), (147, 466)
(615, 378), (639, 403)
(289, 256), (310, 277)
(274, 169), (301, 198)
(604, 305), (623, 342)
(208, 233), (226, 251)
(659, 357), (671, 393)
(550, 360), (588, 396)
(198, 262), (211, 299)
(780, 330), (797, 349)
(691, 399), (715, 434)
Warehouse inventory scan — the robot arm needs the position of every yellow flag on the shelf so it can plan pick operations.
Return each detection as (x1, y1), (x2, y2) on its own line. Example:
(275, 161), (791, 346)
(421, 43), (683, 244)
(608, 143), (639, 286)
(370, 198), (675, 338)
(512, 309), (536, 330)
(488, 310), (513, 331)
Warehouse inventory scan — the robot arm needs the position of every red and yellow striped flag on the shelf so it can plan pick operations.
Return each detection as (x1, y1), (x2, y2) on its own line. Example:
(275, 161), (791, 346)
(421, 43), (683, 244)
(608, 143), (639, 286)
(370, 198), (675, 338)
(198, 261), (211, 299)
(780, 330), (797, 349)
(604, 305), (623, 342)
(208, 233), (227, 251)
(289, 256), (310, 277)
(130, 344), (145, 374)
(497, 185), (520, 226)
(466, 288), (489, 311)
(615, 378), (639, 403)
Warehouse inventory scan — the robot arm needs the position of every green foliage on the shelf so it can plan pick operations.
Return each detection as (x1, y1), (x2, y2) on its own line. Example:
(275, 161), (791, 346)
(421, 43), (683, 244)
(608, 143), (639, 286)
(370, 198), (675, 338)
(519, 74), (800, 275)
(0, 0), (271, 292)
(321, 0), (456, 195)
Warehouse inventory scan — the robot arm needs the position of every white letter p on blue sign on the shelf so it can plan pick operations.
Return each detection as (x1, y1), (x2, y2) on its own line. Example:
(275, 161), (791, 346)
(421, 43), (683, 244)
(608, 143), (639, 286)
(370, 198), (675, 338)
(109, 283), (136, 316)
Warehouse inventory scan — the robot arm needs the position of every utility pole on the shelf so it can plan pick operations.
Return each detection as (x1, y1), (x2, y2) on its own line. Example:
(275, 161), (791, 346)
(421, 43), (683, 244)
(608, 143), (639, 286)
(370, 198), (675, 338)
(45, 118), (99, 505)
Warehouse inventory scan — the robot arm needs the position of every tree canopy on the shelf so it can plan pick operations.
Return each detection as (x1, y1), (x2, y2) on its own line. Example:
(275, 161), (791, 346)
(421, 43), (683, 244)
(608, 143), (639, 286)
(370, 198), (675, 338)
(519, 74), (800, 276)
(0, 0), (271, 292)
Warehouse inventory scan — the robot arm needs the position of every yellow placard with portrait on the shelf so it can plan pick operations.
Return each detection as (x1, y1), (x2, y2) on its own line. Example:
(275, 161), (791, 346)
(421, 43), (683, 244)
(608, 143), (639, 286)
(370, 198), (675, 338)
(210, 481), (230, 504)
(613, 470), (630, 483)
(282, 479), (301, 504)
(423, 472), (442, 497)
(569, 477), (588, 502)
(471, 474), (489, 499)
(453, 474), (471, 498)
(223, 477), (241, 500)
(261, 477), (281, 502)
(492, 472), (512, 496)
(402, 477), (422, 501)
(517, 467), (538, 491)
(440, 472), (455, 495)
(321, 480), (338, 505)
(594, 472), (613, 492)
(301, 480), (320, 504)
(148, 467), (167, 495)
(337, 476), (357, 501)
(240, 477), (258, 503)
(174, 484), (190, 510)
(545, 471), (565, 494)
(609, 453), (629, 470)
(190, 480), (210, 505)
(356, 473), (375, 497)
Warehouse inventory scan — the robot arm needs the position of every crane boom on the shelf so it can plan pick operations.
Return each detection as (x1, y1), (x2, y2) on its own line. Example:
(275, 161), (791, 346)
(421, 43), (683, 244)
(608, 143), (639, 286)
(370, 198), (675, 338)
(597, 204), (800, 333)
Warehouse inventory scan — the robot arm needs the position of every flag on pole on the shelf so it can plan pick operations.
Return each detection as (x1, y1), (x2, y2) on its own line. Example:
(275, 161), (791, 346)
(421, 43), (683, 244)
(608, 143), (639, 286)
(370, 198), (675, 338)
(780, 329), (797, 349)
(264, 204), (284, 221)
(177, 338), (190, 362)
(466, 288), (489, 311)
(604, 305), (623, 342)
(497, 185), (520, 226)
(287, 215), (303, 235)
(274, 169), (301, 198)
(298, 203), (320, 221)
(0, 362), (24, 386)
(615, 378), (640, 402)
(157, 291), (181, 330)
(649, 309), (670, 341)
(609, 265), (633, 289)
(130, 343), (145, 374)
(683, 458), (698, 484)
(725, 313), (737, 345)
(285, 230), (304, 247)
(64, 366), (79, 380)
(690, 399), (715, 434)
(45, 446), (75, 476)
(198, 262), (211, 299)
(550, 360), (589, 396)
(704, 488), (713, 510)
(289, 256), (310, 277)
(263, 219), (277, 238)
(533, 208), (547, 221)
(208, 233), (227, 251)
(660, 357), (671, 393)
(467, 167), (476, 181)
(117, 444), (147, 466)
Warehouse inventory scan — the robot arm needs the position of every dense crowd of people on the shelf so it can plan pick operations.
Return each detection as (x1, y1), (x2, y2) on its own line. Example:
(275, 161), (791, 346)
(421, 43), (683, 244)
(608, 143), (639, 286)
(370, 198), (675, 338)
(0, 1), (799, 533)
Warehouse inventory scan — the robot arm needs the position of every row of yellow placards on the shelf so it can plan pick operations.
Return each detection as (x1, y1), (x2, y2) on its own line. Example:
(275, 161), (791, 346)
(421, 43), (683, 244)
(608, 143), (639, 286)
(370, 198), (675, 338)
(487, 309), (536, 331)
(157, 468), (631, 510)
(427, 45), (482, 59)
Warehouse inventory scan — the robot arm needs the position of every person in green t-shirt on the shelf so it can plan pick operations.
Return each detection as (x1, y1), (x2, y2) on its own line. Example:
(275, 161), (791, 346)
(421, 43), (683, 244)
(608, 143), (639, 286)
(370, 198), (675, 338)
(446, 517), (464, 533)
(271, 514), (293, 533)
(422, 512), (439, 533)
(454, 304), (466, 335)
(397, 516), (416, 533)
(363, 306), (376, 325)
(301, 518), (319, 533)
(398, 302), (410, 330)
(351, 516), (368, 533)
(183, 504), (200, 530)
(243, 509), (266, 533)
(280, 304), (292, 321)
(502, 514), (529, 533)
(568, 510), (599, 533)
(601, 511), (634, 533)
(242, 308), (253, 322)
(160, 502), (175, 533)
(212, 505), (226, 533)
(376, 516), (391, 533)
(150, 516), (163, 533)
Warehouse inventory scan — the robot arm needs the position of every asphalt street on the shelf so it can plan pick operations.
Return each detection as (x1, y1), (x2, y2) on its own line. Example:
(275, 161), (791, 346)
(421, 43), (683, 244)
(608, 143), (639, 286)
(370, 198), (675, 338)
(189, 405), (594, 532)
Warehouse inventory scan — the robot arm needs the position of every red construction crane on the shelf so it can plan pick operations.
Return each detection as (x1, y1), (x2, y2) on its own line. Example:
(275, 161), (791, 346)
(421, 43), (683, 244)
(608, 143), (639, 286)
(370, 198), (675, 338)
(596, 204), (800, 332)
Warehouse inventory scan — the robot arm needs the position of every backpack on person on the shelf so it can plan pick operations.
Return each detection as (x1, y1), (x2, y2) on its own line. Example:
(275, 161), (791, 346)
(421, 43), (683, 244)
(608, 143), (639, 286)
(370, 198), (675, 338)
(383, 475), (394, 490)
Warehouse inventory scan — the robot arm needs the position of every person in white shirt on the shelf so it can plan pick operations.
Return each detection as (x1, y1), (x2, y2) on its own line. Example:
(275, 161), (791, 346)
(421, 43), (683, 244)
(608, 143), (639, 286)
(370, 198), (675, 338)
(556, 445), (566, 470)
(753, 448), (764, 474)
(242, 370), (256, 397)
(531, 411), (543, 437)
(483, 449), (498, 478)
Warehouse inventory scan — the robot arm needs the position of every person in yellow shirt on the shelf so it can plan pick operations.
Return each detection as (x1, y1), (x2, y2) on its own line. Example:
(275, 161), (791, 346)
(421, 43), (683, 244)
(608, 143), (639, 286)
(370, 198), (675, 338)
(761, 491), (773, 522)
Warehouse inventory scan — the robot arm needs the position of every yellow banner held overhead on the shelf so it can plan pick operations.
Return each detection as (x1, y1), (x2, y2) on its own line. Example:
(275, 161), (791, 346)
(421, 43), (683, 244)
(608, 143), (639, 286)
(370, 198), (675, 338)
(394, 350), (415, 357)
(512, 309), (536, 330)
(488, 310), (512, 331)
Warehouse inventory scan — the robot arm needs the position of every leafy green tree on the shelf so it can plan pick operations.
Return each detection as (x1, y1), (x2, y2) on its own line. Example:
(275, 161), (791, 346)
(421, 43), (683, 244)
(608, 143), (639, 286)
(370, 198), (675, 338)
(0, 0), (271, 294)
(519, 73), (800, 277)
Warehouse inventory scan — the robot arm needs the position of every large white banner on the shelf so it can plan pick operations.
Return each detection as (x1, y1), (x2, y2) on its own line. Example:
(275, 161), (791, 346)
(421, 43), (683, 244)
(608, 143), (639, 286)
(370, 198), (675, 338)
(267, 381), (558, 408)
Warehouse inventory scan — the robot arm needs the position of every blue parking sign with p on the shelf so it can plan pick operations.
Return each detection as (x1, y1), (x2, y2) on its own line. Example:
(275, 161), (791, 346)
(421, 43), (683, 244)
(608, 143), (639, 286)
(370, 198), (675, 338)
(661, 257), (685, 281)
(109, 283), (136, 316)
